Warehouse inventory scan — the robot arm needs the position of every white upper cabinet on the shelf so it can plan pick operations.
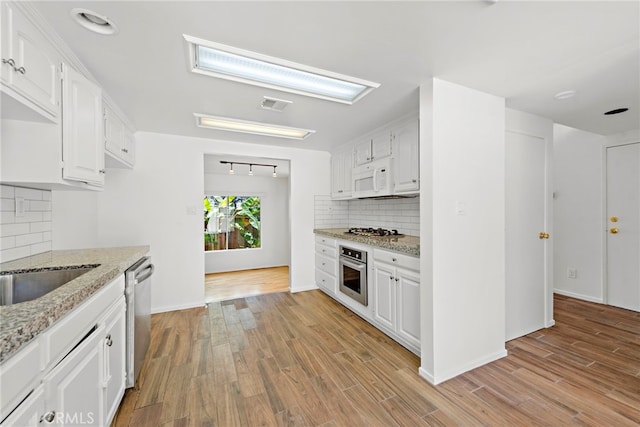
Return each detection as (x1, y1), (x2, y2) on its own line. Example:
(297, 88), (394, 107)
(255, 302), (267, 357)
(392, 119), (419, 193)
(61, 63), (105, 187)
(354, 130), (393, 166)
(104, 103), (135, 168)
(1, 2), (60, 122)
(331, 149), (353, 199)
(371, 130), (392, 161)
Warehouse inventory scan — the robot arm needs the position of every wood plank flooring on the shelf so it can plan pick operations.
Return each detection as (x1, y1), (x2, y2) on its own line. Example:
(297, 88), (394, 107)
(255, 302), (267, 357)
(205, 266), (289, 303)
(113, 293), (640, 426)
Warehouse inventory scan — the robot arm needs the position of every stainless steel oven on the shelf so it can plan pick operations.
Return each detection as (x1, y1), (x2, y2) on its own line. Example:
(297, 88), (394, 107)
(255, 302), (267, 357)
(339, 245), (368, 306)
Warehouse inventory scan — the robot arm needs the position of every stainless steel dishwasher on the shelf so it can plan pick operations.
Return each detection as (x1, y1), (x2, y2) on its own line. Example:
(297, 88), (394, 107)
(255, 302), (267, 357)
(125, 256), (154, 388)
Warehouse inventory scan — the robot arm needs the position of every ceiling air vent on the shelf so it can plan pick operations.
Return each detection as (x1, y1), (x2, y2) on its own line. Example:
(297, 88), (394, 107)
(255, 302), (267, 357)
(260, 97), (292, 112)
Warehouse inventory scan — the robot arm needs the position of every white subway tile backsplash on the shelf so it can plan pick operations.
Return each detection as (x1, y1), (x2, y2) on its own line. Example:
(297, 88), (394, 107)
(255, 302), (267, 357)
(0, 185), (53, 263)
(0, 223), (30, 237)
(0, 236), (16, 250)
(314, 195), (420, 236)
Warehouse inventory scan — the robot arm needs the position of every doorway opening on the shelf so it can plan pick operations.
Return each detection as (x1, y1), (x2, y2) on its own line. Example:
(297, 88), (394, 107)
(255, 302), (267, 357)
(203, 154), (291, 303)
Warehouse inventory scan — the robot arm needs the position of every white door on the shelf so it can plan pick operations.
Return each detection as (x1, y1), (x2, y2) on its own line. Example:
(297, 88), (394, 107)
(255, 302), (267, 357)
(606, 143), (640, 311)
(505, 132), (548, 341)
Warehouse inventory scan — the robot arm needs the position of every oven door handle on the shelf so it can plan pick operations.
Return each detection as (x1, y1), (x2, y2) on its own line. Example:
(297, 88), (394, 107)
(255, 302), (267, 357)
(340, 257), (367, 272)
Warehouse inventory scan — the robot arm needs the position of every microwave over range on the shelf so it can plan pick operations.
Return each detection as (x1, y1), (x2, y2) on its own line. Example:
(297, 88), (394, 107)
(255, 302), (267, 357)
(352, 158), (393, 198)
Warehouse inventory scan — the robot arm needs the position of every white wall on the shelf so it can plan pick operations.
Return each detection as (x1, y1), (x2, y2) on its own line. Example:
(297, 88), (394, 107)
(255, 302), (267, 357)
(553, 125), (640, 303)
(420, 79), (507, 384)
(88, 132), (329, 313)
(204, 173), (289, 274)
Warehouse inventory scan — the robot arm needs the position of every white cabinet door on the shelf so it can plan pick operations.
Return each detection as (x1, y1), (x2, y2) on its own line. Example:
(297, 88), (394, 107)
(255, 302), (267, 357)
(1, 2), (59, 120)
(104, 104), (135, 168)
(104, 105), (124, 159)
(354, 138), (372, 166)
(331, 150), (353, 199)
(373, 263), (395, 330)
(371, 130), (392, 161)
(62, 63), (104, 186)
(392, 120), (419, 193)
(103, 300), (126, 426)
(44, 325), (104, 427)
(395, 267), (421, 348)
(0, 385), (44, 427)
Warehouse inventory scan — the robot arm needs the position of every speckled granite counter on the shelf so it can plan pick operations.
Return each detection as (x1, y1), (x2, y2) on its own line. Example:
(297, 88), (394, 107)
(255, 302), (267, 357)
(0, 246), (149, 363)
(314, 228), (420, 256)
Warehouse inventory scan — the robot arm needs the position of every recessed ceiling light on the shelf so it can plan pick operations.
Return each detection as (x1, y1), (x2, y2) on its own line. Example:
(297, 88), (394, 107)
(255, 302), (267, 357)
(194, 113), (315, 140)
(604, 108), (629, 115)
(71, 8), (118, 35)
(184, 35), (380, 104)
(554, 90), (576, 100)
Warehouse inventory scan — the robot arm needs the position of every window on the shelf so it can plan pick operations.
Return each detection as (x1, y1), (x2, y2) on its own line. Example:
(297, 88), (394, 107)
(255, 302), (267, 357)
(204, 196), (261, 251)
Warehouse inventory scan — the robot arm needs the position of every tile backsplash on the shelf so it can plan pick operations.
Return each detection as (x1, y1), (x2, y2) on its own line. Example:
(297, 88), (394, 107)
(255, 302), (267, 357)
(0, 185), (53, 263)
(314, 195), (420, 236)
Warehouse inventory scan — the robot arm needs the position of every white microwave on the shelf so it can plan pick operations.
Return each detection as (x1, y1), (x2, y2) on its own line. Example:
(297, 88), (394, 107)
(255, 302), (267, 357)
(352, 158), (393, 198)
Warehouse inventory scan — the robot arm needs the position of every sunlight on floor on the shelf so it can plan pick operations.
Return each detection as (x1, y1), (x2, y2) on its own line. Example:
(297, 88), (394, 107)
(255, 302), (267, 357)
(204, 266), (289, 303)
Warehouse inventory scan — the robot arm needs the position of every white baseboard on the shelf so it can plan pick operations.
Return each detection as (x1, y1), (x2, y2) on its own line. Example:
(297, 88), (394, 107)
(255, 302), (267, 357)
(290, 284), (319, 293)
(151, 301), (205, 314)
(554, 289), (604, 304)
(419, 348), (508, 385)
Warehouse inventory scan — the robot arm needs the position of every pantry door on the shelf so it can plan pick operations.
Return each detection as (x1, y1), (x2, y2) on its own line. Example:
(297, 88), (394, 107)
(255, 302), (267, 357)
(505, 131), (549, 341)
(606, 143), (640, 311)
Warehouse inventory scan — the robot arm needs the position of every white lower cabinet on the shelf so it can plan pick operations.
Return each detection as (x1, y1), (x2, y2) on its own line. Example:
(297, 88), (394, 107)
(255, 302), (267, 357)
(372, 249), (420, 353)
(0, 277), (126, 426)
(103, 300), (126, 426)
(43, 323), (104, 426)
(314, 236), (337, 295)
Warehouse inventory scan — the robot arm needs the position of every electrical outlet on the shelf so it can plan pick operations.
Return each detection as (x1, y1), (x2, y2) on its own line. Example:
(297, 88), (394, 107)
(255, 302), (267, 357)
(567, 268), (577, 279)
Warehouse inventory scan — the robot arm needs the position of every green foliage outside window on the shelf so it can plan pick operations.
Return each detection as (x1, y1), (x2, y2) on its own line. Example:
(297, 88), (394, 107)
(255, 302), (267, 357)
(204, 196), (261, 251)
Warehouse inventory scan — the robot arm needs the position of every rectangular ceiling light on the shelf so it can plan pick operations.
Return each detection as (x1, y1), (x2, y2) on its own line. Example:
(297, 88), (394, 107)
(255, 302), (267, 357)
(184, 35), (380, 104)
(194, 113), (315, 140)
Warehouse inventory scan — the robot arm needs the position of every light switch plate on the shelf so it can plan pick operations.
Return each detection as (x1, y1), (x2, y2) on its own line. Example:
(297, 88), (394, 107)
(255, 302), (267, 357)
(15, 197), (25, 217)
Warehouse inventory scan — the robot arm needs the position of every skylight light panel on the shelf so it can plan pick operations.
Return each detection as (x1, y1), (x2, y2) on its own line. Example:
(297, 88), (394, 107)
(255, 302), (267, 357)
(184, 35), (380, 104)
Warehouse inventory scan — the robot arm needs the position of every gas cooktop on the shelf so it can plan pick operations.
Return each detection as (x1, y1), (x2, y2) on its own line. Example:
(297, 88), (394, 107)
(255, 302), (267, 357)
(345, 227), (403, 237)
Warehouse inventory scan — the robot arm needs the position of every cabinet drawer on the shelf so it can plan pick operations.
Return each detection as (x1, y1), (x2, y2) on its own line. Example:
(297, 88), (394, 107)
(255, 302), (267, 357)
(0, 339), (41, 421)
(42, 275), (124, 370)
(315, 268), (337, 294)
(315, 253), (336, 276)
(315, 243), (337, 258)
(373, 249), (419, 271)
(315, 235), (336, 248)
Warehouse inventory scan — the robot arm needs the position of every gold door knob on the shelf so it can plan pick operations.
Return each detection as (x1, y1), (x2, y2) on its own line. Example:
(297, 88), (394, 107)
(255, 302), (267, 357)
(610, 216), (618, 223)
(539, 232), (550, 239)
(610, 228), (619, 234)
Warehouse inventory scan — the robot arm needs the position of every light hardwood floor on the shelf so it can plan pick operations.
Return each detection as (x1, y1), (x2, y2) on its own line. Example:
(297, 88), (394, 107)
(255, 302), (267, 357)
(113, 292), (640, 426)
(205, 266), (289, 303)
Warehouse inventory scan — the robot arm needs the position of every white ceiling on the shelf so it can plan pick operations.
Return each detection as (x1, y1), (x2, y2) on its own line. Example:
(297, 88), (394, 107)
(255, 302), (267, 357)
(32, 1), (639, 152)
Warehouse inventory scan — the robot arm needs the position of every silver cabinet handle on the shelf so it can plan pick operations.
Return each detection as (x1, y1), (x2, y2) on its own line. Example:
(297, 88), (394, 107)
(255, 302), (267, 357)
(106, 334), (113, 347)
(395, 278), (399, 283)
(16, 66), (26, 74)
(2, 58), (15, 67)
(41, 411), (56, 423)
(99, 169), (106, 174)
(121, 148), (129, 153)
(392, 258), (397, 262)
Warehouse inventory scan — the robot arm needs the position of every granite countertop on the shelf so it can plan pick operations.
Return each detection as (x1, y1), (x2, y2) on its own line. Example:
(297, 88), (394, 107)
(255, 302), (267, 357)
(314, 228), (420, 257)
(0, 246), (149, 363)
